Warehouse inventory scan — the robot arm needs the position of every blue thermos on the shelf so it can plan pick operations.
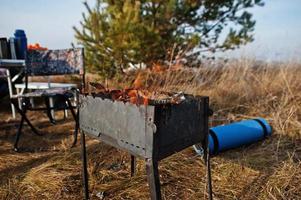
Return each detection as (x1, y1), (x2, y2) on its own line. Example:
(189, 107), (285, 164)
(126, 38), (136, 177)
(14, 29), (27, 59)
(208, 118), (272, 155)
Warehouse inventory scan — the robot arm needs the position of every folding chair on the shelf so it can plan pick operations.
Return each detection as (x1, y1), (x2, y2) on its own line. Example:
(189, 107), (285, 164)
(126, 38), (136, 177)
(10, 48), (85, 152)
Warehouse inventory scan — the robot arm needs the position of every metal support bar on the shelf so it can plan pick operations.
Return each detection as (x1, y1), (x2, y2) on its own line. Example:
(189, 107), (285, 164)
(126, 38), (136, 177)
(64, 107), (68, 118)
(49, 97), (55, 120)
(6, 69), (16, 118)
(130, 155), (136, 177)
(12, 100), (41, 136)
(17, 105), (76, 111)
(66, 98), (79, 147)
(145, 158), (161, 200)
(202, 97), (213, 200)
(11, 100), (42, 151)
(30, 96), (35, 108)
(81, 131), (89, 200)
(11, 69), (24, 82)
(44, 97), (56, 124)
(16, 87), (25, 109)
(14, 113), (25, 152)
(203, 143), (213, 200)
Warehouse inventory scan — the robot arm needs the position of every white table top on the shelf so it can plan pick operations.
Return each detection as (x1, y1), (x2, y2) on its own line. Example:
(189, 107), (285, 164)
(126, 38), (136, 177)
(14, 82), (77, 89)
(0, 59), (25, 67)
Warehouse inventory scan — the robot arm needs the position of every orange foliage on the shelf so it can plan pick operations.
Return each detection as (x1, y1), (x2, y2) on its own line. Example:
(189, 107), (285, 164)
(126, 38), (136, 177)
(152, 63), (166, 73)
(28, 43), (48, 50)
(133, 73), (143, 89)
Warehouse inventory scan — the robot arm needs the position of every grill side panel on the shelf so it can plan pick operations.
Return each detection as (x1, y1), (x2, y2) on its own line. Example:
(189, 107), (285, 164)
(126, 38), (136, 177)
(153, 96), (209, 160)
(79, 95), (156, 158)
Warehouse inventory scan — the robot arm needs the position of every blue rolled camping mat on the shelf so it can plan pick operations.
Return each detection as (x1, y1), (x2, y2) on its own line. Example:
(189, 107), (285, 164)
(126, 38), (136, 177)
(208, 118), (272, 155)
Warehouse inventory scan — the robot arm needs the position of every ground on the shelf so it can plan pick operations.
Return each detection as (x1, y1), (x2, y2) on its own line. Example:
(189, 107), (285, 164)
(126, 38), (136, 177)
(1, 61), (301, 199)
(1, 100), (300, 200)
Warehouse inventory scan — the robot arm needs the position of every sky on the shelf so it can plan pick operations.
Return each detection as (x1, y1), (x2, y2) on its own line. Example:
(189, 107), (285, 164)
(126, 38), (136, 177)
(0, 0), (301, 62)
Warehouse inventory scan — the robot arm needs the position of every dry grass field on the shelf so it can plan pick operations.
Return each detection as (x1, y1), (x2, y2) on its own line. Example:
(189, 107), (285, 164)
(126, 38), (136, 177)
(0, 59), (301, 199)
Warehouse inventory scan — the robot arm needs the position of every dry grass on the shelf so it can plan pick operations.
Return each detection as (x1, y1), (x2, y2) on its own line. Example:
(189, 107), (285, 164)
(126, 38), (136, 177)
(0, 58), (301, 199)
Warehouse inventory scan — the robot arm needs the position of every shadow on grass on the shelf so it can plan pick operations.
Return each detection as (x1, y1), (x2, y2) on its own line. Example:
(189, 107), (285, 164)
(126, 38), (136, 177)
(213, 134), (301, 199)
(0, 153), (57, 187)
(0, 116), (76, 154)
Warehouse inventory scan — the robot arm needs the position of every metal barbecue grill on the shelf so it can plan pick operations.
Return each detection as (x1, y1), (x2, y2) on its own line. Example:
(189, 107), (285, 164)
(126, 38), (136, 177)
(78, 93), (213, 200)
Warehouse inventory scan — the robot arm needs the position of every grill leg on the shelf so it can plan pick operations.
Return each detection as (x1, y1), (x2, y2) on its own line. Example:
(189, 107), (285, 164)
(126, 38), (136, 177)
(130, 155), (136, 177)
(203, 145), (213, 200)
(72, 113), (79, 147)
(202, 97), (213, 200)
(81, 131), (89, 200)
(145, 158), (161, 200)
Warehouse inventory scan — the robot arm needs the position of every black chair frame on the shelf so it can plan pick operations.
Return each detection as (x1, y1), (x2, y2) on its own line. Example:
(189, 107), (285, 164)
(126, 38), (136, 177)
(10, 48), (85, 152)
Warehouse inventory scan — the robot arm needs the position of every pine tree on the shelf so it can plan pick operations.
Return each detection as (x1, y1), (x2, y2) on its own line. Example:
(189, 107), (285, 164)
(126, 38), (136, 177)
(74, 0), (264, 77)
